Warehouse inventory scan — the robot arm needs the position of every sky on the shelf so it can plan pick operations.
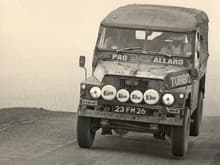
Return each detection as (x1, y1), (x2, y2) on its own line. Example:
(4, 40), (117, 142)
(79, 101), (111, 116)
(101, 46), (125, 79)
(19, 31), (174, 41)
(0, 0), (219, 115)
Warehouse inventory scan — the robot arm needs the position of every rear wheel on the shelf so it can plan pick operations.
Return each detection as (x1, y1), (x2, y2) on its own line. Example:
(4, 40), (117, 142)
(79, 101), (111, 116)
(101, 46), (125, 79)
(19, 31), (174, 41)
(190, 92), (204, 136)
(171, 107), (190, 157)
(77, 116), (96, 148)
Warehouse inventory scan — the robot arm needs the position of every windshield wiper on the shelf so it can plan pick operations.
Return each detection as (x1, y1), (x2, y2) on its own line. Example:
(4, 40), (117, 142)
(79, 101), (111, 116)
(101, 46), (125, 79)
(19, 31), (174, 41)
(144, 51), (171, 57)
(116, 47), (142, 53)
(115, 47), (172, 57)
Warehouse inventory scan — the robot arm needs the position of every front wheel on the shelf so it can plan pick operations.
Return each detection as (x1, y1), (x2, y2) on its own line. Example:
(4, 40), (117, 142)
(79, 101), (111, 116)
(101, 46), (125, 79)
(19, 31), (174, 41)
(171, 107), (190, 157)
(77, 116), (96, 148)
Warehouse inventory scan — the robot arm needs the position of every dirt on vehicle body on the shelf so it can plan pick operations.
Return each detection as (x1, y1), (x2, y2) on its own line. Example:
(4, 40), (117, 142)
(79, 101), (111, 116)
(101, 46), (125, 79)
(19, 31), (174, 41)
(77, 4), (209, 157)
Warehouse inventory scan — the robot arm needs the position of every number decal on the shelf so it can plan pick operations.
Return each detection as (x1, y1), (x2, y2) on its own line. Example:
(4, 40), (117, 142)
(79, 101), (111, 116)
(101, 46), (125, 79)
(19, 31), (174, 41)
(114, 106), (120, 112)
(119, 106), (125, 113)
(136, 108), (146, 115)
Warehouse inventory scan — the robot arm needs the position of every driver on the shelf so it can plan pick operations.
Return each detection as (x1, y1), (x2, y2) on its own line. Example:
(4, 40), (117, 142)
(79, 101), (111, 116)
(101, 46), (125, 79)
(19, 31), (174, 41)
(104, 36), (118, 49)
(103, 28), (119, 49)
(160, 35), (192, 56)
(104, 29), (135, 49)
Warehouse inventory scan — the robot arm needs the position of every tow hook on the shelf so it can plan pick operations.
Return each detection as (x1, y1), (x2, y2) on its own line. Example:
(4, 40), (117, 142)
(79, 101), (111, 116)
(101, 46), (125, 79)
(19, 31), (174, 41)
(100, 119), (112, 135)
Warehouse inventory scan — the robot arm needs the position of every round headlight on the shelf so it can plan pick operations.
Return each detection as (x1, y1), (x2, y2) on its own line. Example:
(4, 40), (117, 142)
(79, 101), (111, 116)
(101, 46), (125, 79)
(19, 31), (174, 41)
(101, 85), (117, 101)
(117, 89), (129, 102)
(90, 87), (101, 98)
(144, 89), (159, 105)
(162, 93), (175, 105)
(130, 90), (143, 103)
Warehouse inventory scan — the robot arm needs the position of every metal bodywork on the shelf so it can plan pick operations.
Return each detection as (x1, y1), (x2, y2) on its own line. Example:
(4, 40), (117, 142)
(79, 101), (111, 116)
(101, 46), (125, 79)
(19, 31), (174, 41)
(101, 4), (208, 32)
(78, 4), (209, 137)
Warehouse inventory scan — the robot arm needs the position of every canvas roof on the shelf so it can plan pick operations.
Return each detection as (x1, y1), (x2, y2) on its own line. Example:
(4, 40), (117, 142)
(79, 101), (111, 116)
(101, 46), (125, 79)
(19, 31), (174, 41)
(101, 4), (209, 32)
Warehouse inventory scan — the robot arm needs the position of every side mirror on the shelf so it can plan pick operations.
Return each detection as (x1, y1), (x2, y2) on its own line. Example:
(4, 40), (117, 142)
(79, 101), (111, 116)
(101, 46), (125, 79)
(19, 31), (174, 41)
(79, 55), (87, 79)
(79, 56), (85, 68)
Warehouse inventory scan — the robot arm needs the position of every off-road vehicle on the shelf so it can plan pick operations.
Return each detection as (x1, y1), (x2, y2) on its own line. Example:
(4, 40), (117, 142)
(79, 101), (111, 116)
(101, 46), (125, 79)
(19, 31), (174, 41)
(77, 4), (209, 157)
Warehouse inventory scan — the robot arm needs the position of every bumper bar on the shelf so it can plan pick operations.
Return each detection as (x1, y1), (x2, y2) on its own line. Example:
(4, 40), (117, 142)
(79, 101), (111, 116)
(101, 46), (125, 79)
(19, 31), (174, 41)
(78, 109), (183, 126)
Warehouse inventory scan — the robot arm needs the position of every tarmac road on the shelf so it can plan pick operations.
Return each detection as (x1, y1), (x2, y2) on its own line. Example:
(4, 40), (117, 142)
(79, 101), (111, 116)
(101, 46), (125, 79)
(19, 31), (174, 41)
(0, 108), (219, 165)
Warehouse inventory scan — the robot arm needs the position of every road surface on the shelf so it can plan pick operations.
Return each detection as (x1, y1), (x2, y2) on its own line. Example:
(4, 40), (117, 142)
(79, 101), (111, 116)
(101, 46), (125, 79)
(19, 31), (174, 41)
(0, 107), (219, 165)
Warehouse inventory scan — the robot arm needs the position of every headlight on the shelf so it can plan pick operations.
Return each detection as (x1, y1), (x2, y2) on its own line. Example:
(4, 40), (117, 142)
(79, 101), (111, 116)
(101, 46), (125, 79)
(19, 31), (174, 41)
(89, 87), (101, 99)
(117, 89), (129, 102)
(101, 85), (117, 100)
(130, 90), (143, 103)
(144, 89), (159, 105)
(162, 93), (175, 105)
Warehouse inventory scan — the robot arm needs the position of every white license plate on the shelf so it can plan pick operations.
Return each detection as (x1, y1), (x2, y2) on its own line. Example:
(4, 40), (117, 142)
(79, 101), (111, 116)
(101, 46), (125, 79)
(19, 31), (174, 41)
(112, 105), (147, 115)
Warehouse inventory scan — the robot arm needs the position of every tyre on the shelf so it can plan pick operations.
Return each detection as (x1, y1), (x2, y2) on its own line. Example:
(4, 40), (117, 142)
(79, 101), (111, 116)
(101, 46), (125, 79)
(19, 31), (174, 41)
(77, 116), (96, 148)
(190, 92), (204, 136)
(171, 107), (190, 157)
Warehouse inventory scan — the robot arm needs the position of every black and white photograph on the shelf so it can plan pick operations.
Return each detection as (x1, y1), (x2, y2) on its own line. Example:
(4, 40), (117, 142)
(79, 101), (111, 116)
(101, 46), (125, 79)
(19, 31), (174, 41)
(0, 0), (219, 164)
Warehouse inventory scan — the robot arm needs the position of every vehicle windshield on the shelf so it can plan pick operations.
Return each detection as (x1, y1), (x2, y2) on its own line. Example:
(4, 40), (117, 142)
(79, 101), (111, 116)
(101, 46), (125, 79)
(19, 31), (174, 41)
(97, 27), (194, 57)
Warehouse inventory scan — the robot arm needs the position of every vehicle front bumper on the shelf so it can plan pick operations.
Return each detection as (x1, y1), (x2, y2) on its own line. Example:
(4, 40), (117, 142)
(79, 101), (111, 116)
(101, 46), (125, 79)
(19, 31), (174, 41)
(78, 99), (184, 126)
(78, 109), (183, 126)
